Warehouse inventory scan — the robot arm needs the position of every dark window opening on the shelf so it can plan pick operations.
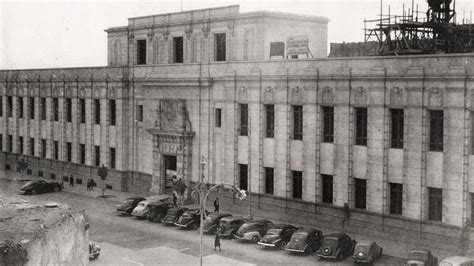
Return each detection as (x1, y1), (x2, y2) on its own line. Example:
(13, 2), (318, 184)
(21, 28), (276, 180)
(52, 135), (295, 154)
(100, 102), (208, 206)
(110, 147), (116, 169)
(471, 193), (474, 226)
(0, 134), (2, 151)
(27, 169), (32, 175)
(94, 99), (100, 124)
(66, 142), (72, 162)
(40, 97), (46, 120)
(173, 37), (183, 63)
(265, 104), (274, 138)
(94, 145), (100, 166)
(292, 171), (302, 199)
(391, 109), (404, 149)
(50, 173), (56, 179)
(5, 164), (11, 171)
(264, 167), (274, 195)
(76, 178), (82, 185)
(429, 110), (444, 152)
(0, 96), (3, 116)
(322, 174), (333, 204)
(53, 141), (59, 160)
(428, 187), (443, 221)
(109, 99), (116, 126)
(53, 98), (59, 121)
(355, 108), (368, 146)
(136, 39), (147, 65)
(137, 105), (143, 122)
(239, 164), (248, 191)
(106, 184), (113, 190)
(66, 98), (72, 122)
(7, 135), (12, 152)
(215, 108), (222, 128)
(269, 42), (285, 58)
(18, 136), (23, 154)
(354, 178), (367, 209)
(17, 97), (23, 118)
(29, 138), (35, 156)
(215, 33), (226, 61)
(41, 139), (47, 158)
(292, 105), (303, 140)
(7, 96), (13, 117)
(390, 183), (403, 215)
(38, 171), (43, 177)
(80, 99), (86, 124)
(322, 106), (334, 143)
(80, 144), (86, 164)
(29, 97), (35, 119)
(239, 104), (248, 136)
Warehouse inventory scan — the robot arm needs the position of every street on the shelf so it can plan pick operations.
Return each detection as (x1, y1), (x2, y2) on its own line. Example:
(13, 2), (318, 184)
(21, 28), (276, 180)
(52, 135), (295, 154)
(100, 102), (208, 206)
(0, 177), (405, 265)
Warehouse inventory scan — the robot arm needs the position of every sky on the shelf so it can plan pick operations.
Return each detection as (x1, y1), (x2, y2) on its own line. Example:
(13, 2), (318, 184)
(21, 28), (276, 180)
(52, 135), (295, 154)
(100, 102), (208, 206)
(1, 0), (473, 69)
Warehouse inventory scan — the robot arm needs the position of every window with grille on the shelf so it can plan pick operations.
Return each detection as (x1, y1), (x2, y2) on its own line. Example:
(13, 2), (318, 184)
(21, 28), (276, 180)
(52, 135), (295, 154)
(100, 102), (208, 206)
(7, 96), (12, 117)
(109, 99), (116, 126)
(53, 98), (59, 121)
(94, 145), (100, 166)
(18, 97), (23, 118)
(322, 106), (334, 143)
(390, 109), (404, 149)
(239, 164), (248, 191)
(215, 33), (226, 62)
(94, 99), (100, 124)
(215, 108), (222, 127)
(322, 174), (333, 204)
(136, 39), (147, 65)
(66, 98), (72, 122)
(110, 147), (116, 169)
(354, 178), (367, 209)
(390, 183), (403, 215)
(173, 37), (183, 63)
(29, 97), (35, 119)
(80, 144), (86, 164)
(292, 105), (303, 140)
(80, 99), (86, 124)
(137, 105), (143, 122)
(265, 104), (274, 138)
(40, 97), (47, 120)
(264, 167), (274, 195)
(292, 171), (302, 199)
(428, 187), (442, 221)
(355, 108), (367, 146)
(239, 104), (248, 136)
(429, 110), (444, 152)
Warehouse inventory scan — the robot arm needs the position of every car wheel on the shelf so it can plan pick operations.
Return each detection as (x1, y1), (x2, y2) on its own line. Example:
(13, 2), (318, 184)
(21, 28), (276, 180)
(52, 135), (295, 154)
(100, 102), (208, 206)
(251, 235), (259, 242)
(279, 241), (287, 250)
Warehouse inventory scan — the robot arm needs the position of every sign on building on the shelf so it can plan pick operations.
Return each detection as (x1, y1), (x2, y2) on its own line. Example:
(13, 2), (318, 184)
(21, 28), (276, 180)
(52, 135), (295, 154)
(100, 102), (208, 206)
(287, 35), (309, 58)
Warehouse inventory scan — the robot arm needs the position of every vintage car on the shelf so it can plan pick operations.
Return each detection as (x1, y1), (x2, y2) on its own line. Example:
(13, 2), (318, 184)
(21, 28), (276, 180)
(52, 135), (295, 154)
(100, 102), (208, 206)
(218, 216), (253, 238)
(116, 197), (146, 215)
(316, 232), (356, 260)
(203, 213), (232, 234)
(162, 207), (189, 226)
(439, 256), (474, 266)
(234, 219), (274, 242)
(18, 180), (62, 195)
(175, 208), (210, 230)
(147, 202), (175, 222)
(284, 227), (323, 254)
(131, 195), (171, 219)
(406, 249), (438, 266)
(257, 224), (298, 249)
(88, 242), (101, 261)
(352, 240), (383, 265)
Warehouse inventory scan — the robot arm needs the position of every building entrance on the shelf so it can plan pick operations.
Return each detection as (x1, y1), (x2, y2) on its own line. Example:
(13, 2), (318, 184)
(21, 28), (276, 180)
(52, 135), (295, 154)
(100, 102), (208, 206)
(163, 155), (177, 193)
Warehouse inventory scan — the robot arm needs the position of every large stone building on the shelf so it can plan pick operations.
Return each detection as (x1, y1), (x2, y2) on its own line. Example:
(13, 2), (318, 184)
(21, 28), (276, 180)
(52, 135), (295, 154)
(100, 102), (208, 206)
(1, 5), (473, 255)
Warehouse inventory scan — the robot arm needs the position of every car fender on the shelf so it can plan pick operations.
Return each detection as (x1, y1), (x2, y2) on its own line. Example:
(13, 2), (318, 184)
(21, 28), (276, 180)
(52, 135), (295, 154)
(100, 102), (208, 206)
(243, 231), (260, 240)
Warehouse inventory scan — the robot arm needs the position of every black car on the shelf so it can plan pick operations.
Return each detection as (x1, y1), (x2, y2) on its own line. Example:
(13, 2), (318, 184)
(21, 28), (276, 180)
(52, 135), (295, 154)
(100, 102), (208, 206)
(234, 219), (274, 242)
(147, 202), (175, 222)
(18, 180), (62, 195)
(258, 224), (298, 249)
(218, 216), (253, 238)
(316, 232), (357, 260)
(162, 207), (188, 226)
(203, 213), (232, 234)
(284, 227), (323, 254)
(175, 209), (210, 230)
(116, 197), (146, 215)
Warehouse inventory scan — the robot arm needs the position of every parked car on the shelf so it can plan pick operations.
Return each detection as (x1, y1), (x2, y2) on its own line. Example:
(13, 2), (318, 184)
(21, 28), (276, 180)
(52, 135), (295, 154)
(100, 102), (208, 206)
(257, 224), (298, 249)
(18, 180), (62, 195)
(147, 202), (175, 222)
(88, 242), (101, 261)
(175, 209), (210, 230)
(234, 219), (274, 242)
(352, 240), (383, 265)
(131, 195), (171, 219)
(203, 213), (232, 234)
(439, 256), (474, 266)
(284, 227), (323, 254)
(116, 197), (146, 215)
(406, 249), (438, 266)
(162, 207), (189, 226)
(316, 232), (356, 260)
(218, 216), (253, 238)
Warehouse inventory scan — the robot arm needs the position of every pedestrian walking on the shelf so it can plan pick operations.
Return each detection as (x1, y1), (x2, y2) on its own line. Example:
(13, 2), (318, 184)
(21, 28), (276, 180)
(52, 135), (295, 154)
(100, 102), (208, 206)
(69, 175), (74, 187)
(173, 193), (178, 207)
(86, 178), (91, 191)
(91, 178), (95, 191)
(214, 233), (221, 252)
(213, 197), (219, 213)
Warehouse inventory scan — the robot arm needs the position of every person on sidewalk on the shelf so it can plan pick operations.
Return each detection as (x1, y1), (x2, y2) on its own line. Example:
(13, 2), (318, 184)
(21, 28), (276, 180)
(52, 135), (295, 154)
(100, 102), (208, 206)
(86, 178), (91, 191)
(214, 233), (221, 252)
(173, 193), (178, 207)
(213, 197), (219, 213)
(69, 175), (74, 187)
(90, 178), (95, 191)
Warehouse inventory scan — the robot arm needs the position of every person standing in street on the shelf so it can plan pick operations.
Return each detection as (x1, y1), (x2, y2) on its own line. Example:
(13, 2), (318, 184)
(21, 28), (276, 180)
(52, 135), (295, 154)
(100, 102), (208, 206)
(90, 178), (95, 191)
(69, 175), (74, 187)
(214, 233), (221, 252)
(173, 193), (178, 207)
(213, 197), (219, 213)
(86, 178), (91, 191)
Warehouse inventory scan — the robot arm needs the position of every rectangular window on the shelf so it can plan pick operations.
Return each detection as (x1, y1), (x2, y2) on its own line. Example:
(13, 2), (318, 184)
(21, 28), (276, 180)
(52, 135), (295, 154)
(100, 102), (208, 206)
(94, 99), (100, 124)
(7, 135), (12, 152)
(7, 96), (13, 117)
(40, 97), (47, 120)
(18, 136), (23, 154)
(265, 104), (274, 138)
(471, 193), (474, 226)
(215, 108), (222, 128)
(66, 98), (72, 122)
(136, 39), (147, 65)
(80, 144), (86, 164)
(292, 105), (303, 140)
(292, 171), (302, 199)
(355, 108), (368, 146)
(322, 106), (334, 143)
(390, 183), (403, 215)
(391, 109), (404, 149)
(429, 110), (444, 152)
(94, 145), (100, 166)
(29, 138), (35, 156)
(0, 134), (2, 151)
(17, 97), (23, 118)
(0, 96), (3, 116)
(354, 178), (367, 209)
(428, 187), (443, 221)
(53, 141), (59, 160)
(239, 104), (248, 136)
(79, 99), (86, 124)
(215, 33), (226, 61)
(109, 99), (116, 126)
(110, 147), (116, 169)
(29, 97), (35, 119)
(264, 167), (274, 195)
(53, 98), (59, 121)
(239, 164), (248, 191)
(322, 174), (333, 204)
(269, 42), (285, 57)
(66, 142), (72, 162)
(137, 105), (143, 122)
(41, 139), (47, 158)
(173, 37), (183, 63)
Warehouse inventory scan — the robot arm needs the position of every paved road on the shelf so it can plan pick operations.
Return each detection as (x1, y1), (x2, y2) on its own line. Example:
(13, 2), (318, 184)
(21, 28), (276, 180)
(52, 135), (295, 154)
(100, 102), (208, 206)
(0, 178), (405, 265)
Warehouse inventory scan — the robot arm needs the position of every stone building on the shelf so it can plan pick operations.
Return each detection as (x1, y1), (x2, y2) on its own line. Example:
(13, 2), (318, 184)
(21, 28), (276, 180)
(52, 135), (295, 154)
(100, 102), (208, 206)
(1, 5), (473, 254)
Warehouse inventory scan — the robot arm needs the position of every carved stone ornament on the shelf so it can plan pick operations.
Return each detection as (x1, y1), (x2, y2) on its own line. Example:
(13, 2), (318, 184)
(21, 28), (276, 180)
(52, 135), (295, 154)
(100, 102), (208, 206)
(291, 86), (302, 103)
(79, 87), (85, 98)
(428, 87), (442, 107)
(322, 86), (334, 104)
(239, 86), (248, 101)
(264, 86), (274, 102)
(156, 99), (189, 132)
(390, 86), (403, 106)
(354, 86), (367, 105)
(109, 87), (116, 98)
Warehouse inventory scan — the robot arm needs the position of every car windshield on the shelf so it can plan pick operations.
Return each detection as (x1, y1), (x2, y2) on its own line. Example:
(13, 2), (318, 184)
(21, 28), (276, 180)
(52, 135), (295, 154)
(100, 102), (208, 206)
(266, 229), (282, 235)
(323, 237), (338, 247)
(293, 232), (308, 239)
(408, 251), (429, 261)
(22, 181), (35, 187)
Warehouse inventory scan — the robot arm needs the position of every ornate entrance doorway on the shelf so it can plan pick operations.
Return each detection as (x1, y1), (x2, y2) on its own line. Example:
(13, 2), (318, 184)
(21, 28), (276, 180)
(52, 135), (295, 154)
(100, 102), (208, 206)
(163, 155), (177, 193)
